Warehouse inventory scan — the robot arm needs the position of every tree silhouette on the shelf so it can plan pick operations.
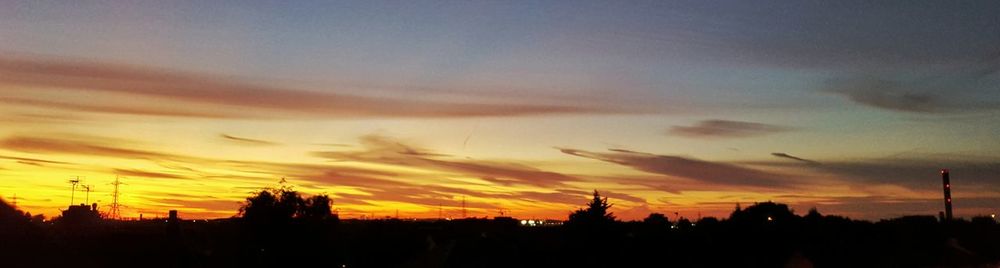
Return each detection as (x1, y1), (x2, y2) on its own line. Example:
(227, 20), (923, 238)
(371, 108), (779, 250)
(0, 198), (30, 229)
(300, 194), (334, 220)
(239, 186), (335, 224)
(675, 217), (692, 229)
(804, 207), (823, 221)
(567, 190), (616, 226)
(643, 213), (670, 226)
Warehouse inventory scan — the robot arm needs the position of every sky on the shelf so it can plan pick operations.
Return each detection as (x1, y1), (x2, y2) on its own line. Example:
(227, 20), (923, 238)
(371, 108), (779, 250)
(0, 0), (998, 220)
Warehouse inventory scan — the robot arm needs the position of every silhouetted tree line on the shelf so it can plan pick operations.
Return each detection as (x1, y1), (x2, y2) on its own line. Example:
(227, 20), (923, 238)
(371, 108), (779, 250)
(2, 190), (999, 268)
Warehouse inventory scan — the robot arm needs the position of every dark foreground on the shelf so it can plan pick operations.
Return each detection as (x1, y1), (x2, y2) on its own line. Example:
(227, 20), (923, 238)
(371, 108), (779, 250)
(3, 215), (1000, 268)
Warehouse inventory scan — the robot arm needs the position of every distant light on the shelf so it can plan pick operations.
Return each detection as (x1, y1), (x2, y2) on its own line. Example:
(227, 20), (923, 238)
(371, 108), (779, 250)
(945, 184), (950, 188)
(991, 214), (996, 219)
(766, 216), (773, 221)
(947, 198), (951, 202)
(520, 220), (527, 225)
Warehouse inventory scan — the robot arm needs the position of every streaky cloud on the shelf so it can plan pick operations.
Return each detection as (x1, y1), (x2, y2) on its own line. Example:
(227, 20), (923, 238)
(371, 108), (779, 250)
(825, 79), (947, 113)
(0, 136), (178, 160)
(220, 134), (280, 146)
(771, 152), (819, 165)
(0, 56), (645, 119)
(113, 168), (188, 180)
(805, 156), (1000, 192)
(669, 120), (791, 138)
(0, 97), (245, 119)
(558, 148), (791, 189)
(312, 134), (578, 188)
(749, 152), (1000, 193)
(0, 154), (71, 165)
(824, 57), (1000, 114)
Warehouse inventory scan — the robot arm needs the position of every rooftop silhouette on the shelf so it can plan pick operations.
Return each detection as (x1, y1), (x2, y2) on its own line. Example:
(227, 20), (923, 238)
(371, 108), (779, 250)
(2, 189), (999, 268)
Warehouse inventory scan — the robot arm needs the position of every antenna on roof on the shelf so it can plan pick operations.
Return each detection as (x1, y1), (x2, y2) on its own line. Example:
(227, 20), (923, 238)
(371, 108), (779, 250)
(68, 176), (81, 205)
(81, 185), (93, 204)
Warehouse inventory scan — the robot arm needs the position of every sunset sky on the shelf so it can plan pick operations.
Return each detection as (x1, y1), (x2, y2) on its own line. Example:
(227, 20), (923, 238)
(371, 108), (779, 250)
(1, 1), (998, 220)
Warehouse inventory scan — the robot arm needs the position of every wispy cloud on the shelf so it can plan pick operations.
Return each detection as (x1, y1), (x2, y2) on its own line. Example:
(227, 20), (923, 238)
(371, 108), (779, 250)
(669, 120), (791, 139)
(219, 134), (280, 146)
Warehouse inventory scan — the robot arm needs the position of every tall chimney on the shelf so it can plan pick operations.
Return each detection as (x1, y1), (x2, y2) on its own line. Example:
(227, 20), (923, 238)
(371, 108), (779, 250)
(941, 169), (953, 221)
